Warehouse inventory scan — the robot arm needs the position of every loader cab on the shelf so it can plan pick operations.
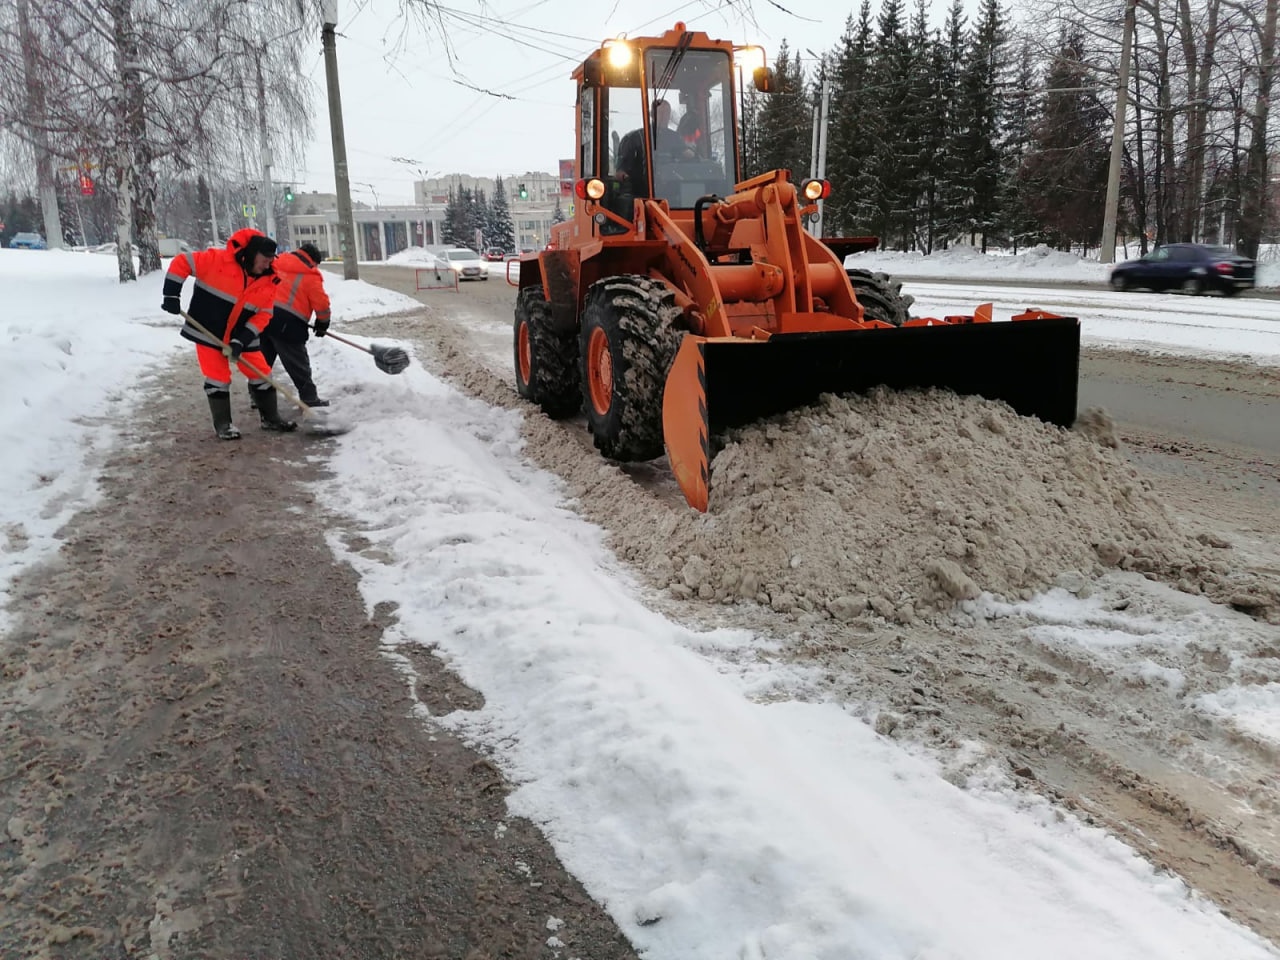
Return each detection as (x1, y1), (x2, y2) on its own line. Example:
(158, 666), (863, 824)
(578, 31), (738, 226)
(643, 48), (736, 208)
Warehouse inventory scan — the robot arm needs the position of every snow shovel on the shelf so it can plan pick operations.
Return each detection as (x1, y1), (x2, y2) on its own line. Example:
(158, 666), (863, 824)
(313, 325), (411, 375)
(179, 310), (352, 437)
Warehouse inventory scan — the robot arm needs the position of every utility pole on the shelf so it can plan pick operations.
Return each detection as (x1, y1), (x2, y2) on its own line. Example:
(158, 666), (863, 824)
(322, 0), (359, 280)
(815, 78), (832, 237)
(806, 73), (832, 237)
(16, 0), (64, 249)
(255, 52), (275, 240)
(1100, 0), (1136, 264)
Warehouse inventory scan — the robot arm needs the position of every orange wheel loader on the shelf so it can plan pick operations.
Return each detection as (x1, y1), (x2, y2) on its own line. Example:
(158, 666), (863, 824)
(512, 23), (1080, 512)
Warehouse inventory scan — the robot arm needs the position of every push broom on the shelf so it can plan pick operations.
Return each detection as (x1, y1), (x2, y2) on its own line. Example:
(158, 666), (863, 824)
(311, 325), (411, 375)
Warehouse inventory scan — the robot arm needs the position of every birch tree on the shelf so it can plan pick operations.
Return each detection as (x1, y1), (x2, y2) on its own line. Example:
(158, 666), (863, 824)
(0, 0), (317, 282)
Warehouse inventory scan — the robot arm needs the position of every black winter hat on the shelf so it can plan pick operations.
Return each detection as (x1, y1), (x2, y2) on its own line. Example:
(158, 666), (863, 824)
(298, 242), (325, 264)
(235, 233), (277, 267)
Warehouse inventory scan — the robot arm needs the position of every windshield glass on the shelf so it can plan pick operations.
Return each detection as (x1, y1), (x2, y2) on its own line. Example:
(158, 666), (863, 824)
(643, 47), (736, 208)
(446, 250), (478, 261)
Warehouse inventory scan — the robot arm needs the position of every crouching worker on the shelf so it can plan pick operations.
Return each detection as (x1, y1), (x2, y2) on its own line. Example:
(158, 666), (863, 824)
(161, 228), (297, 439)
(257, 241), (333, 408)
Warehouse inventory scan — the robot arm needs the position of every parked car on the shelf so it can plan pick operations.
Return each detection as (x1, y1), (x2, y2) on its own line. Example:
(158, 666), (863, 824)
(482, 248), (505, 262)
(1109, 243), (1256, 296)
(9, 232), (47, 250)
(437, 248), (488, 281)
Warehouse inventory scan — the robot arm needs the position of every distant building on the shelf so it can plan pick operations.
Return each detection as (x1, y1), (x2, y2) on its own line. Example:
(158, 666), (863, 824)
(287, 206), (436, 262)
(288, 171), (569, 260)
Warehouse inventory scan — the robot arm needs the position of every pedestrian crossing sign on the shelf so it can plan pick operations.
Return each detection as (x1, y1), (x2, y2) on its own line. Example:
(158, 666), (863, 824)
(242, 204), (256, 217)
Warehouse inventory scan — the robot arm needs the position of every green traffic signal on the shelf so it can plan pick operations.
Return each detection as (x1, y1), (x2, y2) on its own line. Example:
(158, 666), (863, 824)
(518, 183), (528, 199)
(284, 186), (295, 202)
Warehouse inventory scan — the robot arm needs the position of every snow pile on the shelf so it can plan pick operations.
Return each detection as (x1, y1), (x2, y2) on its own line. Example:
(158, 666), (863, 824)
(385, 245), (444, 267)
(605, 389), (1278, 626)
(848, 242), (1280, 288)
(848, 244), (1112, 284)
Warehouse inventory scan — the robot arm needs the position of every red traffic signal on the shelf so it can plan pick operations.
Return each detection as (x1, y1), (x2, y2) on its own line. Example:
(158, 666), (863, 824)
(79, 174), (94, 196)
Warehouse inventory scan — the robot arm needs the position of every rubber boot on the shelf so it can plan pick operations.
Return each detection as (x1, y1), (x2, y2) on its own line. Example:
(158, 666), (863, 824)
(247, 384), (258, 411)
(254, 387), (297, 432)
(207, 392), (241, 440)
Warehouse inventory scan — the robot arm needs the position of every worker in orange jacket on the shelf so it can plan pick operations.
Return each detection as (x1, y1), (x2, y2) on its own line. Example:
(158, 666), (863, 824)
(256, 241), (333, 408)
(161, 228), (296, 439)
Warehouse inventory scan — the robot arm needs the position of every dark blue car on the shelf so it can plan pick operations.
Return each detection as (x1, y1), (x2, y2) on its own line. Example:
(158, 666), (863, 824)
(1109, 243), (1255, 296)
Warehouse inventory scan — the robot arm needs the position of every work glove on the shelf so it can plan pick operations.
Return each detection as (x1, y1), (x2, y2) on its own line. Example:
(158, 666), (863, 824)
(314, 318), (330, 337)
(227, 337), (247, 362)
(161, 295), (181, 315)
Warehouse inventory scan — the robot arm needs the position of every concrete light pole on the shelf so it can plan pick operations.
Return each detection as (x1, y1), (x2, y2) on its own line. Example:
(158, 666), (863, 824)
(1100, 0), (1136, 264)
(254, 53), (275, 241)
(322, 0), (359, 280)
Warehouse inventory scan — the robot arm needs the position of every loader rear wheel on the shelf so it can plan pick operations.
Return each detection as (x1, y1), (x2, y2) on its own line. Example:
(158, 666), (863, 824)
(579, 275), (685, 462)
(847, 268), (913, 327)
(514, 285), (580, 419)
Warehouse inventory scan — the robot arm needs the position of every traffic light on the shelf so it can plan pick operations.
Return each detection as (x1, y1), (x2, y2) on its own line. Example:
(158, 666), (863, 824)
(78, 173), (94, 197)
(518, 183), (528, 199)
(284, 185), (295, 202)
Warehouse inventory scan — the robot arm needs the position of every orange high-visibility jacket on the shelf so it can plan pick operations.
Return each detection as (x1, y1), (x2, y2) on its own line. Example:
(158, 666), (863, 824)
(269, 248), (331, 340)
(163, 228), (279, 348)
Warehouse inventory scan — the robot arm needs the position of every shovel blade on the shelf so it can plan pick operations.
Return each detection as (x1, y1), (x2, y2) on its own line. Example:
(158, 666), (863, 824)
(663, 316), (1080, 512)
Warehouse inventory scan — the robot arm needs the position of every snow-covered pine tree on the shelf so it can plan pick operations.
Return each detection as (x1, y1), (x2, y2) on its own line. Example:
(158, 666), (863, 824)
(441, 187), (459, 246)
(868, 0), (915, 249)
(998, 39), (1039, 252)
(755, 42), (810, 182)
(1017, 29), (1110, 250)
(957, 0), (1007, 249)
(490, 176), (515, 253)
(467, 187), (488, 250)
(826, 4), (879, 237)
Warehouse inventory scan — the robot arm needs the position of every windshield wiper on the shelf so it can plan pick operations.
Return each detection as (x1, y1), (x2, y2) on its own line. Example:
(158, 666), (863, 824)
(652, 30), (694, 103)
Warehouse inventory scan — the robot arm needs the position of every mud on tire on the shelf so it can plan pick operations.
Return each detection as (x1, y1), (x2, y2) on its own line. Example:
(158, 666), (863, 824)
(847, 268), (914, 327)
(579, 275), (685, 462)
(514, 284), (580, 419)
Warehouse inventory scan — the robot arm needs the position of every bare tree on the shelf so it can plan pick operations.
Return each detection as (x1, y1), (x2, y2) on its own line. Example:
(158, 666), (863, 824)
(0, 0), (318, 281)
(14, 0), (64, 248)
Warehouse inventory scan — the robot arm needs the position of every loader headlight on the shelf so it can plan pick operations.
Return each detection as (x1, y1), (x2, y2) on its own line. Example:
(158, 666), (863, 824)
(800, 178), (830, 201)
(585, 178), (606, 200)
(734, 45), (766, 74)
(605, 39), (633, 68)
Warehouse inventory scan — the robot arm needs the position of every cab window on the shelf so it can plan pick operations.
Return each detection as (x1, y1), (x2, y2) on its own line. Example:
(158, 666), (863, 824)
(644, 47), (737, 208)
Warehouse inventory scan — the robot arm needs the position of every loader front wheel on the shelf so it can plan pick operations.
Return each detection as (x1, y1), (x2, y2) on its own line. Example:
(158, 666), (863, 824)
(580, 276), (684, 462)
(514, 285), (580, 419)
(847, 268), (913, 327)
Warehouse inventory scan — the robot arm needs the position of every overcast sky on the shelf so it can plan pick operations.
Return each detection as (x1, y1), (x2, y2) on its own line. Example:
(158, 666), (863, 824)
(290, 0), (974, 207)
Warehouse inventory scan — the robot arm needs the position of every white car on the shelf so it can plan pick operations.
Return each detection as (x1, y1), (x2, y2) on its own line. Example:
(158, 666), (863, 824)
(437, 248), (488, 281)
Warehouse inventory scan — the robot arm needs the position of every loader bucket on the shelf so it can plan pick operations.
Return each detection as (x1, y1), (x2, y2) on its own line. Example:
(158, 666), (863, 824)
(663, 316), (1081, 512)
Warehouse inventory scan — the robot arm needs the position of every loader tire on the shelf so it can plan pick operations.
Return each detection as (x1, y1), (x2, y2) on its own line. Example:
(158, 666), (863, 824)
(514, 285), (580, 419)
(580, 275), (684, 462)
(847, 268), (913, 327)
